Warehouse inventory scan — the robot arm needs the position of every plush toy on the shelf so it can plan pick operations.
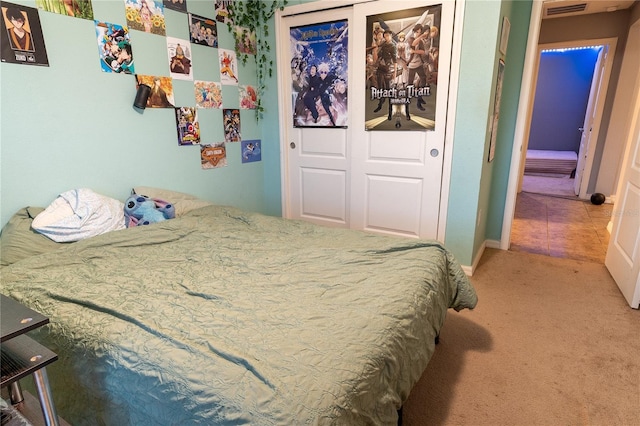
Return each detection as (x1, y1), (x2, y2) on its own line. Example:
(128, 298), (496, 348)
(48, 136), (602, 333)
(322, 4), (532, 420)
(124, 195), (175, 227)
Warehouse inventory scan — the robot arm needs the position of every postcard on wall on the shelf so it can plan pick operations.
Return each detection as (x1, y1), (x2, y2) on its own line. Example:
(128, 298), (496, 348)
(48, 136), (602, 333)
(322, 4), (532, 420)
(201, 142), (227, 169)
(223, 108), (241, 142)
(95, 21), (134, 74)
(0, 2), (49, 66)
(234, 26), (256, 55)
(167, 37), (193, 80)
(189, 13), (217, 48)
(163, 0), (186, 13)
(364, 4), (442, 131)
(290, 19), (348, 128)
(218, 48), (238, 85)
(124, 0), (165, 36)
(241, 140), (261, 163)
(214, 0), (231, 24)
(135, 74), (175, 108)
(175, 107), (200, 145)
(195, 80), (222, 109)
(36, 0), (93, 19)
(239, 84), (257, 109)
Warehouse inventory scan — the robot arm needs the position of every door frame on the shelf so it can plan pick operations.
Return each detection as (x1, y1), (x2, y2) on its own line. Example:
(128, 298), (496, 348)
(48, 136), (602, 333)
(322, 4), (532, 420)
(275, 0), (466, 242)
(500, 0), (616, 250)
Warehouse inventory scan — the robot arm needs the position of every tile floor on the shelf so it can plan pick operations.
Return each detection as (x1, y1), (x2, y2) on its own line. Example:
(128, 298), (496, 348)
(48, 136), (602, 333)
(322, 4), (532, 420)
(510, 191), (613, 264)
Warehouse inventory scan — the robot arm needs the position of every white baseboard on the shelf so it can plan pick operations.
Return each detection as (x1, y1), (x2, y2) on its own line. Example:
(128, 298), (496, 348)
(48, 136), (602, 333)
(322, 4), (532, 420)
(460, 239), (501, 276)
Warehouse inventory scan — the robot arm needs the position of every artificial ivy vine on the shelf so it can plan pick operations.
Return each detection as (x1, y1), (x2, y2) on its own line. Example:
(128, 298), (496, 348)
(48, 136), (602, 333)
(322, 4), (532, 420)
(228, 0), (288, 119)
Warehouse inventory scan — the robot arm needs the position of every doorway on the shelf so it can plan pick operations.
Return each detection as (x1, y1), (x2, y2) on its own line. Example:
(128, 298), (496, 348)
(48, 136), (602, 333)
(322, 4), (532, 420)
(511, 39), (615, 263)
(521, 45), (601, 199)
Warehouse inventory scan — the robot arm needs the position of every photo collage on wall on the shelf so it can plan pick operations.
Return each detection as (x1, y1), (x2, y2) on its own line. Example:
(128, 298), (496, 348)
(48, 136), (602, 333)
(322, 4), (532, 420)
(1, 0), (288, 170)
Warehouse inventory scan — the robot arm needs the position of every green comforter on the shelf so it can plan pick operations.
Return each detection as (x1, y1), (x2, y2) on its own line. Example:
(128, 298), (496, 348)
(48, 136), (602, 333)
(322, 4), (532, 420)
(1, 205), (477, 425)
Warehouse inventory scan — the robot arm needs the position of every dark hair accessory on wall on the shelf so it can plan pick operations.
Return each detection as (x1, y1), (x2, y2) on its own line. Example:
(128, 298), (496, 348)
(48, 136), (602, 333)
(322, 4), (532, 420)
(133, 84), (152, 109)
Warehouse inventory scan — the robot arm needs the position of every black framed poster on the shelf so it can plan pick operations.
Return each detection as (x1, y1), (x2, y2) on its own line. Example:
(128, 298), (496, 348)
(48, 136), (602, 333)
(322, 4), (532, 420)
(1, 2), (49, 66)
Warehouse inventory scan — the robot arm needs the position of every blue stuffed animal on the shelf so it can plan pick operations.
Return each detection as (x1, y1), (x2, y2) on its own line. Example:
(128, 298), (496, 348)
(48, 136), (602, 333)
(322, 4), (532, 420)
(124, 195), (175, 227)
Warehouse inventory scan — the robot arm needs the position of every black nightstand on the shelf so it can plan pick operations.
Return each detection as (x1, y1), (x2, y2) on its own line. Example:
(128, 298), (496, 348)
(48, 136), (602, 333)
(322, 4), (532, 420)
(1, 295), (60, 426)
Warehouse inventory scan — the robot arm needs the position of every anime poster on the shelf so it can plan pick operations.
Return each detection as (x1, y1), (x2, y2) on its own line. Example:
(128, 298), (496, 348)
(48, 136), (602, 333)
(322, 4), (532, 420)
(214, 0), (231, 24)
(241, 140), (261, 163)
(163, 0), (186, 13)
(234, 26), (256, 55)
(175, 106), (200, 145)
(36, 0), (93, 19)
(223, 108), (241, 142)
(189, 13), (217, 48)
(194, 80), (222, 109)
(201, 142), (227, 169)
(290, 20), (348, 128)
(124, 0), (165, 35)
(218, 48), (238, 85)
(167, 37), (192, 80)
(365, 5), (441, 131)
(239, 84), (257, 109)
(135, 74), (175, 108)
(0, 2), (49, 66)
(95, 21), (134, 74)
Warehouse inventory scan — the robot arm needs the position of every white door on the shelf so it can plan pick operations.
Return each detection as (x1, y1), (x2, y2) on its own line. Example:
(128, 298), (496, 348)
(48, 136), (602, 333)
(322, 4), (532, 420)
(574, 45), (607, 197)
(605, 23), (640, 309)
(279, 1), (455, 240)
(280, 8), (353, 228)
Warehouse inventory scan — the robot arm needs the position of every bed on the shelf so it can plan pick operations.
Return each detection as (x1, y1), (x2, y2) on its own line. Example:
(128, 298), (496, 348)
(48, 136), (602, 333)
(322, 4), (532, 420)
(0, 187), (477, 425)
(524, 149), (578, 177)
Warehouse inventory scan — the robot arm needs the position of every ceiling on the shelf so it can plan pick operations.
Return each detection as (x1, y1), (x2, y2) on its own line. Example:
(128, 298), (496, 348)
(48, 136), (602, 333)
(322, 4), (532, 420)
(542, 0), (637, 19)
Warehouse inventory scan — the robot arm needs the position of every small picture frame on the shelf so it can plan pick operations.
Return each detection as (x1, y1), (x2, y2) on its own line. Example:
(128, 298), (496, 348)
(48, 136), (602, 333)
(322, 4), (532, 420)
(499, 16), (510, 56)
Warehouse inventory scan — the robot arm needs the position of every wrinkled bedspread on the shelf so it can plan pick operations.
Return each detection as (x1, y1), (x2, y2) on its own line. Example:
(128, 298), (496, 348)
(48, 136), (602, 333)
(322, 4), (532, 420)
(1, 205), (477, 425)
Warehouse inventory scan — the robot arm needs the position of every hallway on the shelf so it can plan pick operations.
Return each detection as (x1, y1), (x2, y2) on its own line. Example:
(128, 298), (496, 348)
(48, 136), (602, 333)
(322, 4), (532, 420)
(510, 177), (612, 263)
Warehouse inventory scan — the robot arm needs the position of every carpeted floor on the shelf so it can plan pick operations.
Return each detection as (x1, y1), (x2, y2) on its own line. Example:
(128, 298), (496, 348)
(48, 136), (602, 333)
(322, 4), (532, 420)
(403, 248), (640, 425)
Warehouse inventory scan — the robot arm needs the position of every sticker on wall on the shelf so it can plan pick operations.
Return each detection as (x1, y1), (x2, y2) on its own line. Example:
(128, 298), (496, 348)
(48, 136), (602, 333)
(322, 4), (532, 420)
(0, 2), (49, 66)
(290, 19), (348, 128)
(124, 0), (165, 36)
(218, 48), (238, 85)
(241, 140), (261, 163)
(201, 142), (227, 169)
(167, 37), (193, 80)
(223, 108), (241, 143)
(95, 21), (134, 74)
(364, 5), (441, 131)
(214, 0), (231, 24)
(189, 13), (217, 48)
(194, 80), (222, 109)
(163, 0), (186, 13)
(175, 107), (200, 145)
(135, 74), (175, 108)
(35, 0), (93, 19)
(239, 85), (257, 109)
(234, 26), (256, 55)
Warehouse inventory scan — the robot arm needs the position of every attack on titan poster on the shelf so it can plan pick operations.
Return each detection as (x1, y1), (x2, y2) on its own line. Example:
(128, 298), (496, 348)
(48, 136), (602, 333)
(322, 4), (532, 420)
(365, 4), (441, 131)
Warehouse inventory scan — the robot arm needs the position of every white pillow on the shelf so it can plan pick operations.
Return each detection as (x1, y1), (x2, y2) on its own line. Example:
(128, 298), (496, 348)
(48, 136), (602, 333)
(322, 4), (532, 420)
(132, 186), (212, 216)
(32, 188), (126, 242)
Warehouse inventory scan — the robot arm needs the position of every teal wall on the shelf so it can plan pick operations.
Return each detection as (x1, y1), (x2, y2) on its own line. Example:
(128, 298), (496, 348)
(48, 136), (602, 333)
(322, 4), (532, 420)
(486, 0), (533, 242)
(1, 0), (533, 266)
(444, 0), (532, 265)
(0, 0), (273, 227)
(444, 0), (502, 263)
